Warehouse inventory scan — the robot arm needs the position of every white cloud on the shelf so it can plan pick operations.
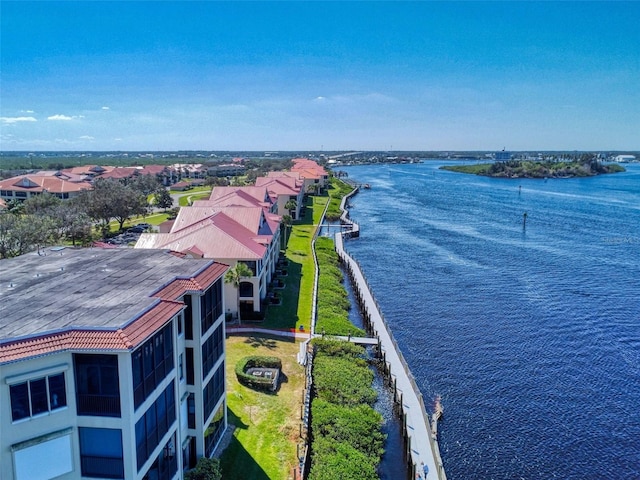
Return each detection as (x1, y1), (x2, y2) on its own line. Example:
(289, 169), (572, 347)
(47, 114), (85, 121)
(314, 96), (326, 102)
(20, 110), (35, 114)
(48, 114), (74, 121)
(101, 106), (110, 110)
(79, 135), (95, 140)
(1, 116), (37, 124)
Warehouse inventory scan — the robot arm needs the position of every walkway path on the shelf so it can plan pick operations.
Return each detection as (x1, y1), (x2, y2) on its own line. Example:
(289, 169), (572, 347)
(333, 187), (446, 480)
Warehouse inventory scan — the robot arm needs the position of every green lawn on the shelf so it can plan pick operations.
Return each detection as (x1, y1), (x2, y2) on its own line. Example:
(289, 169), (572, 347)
(178, 191), (212, 206)
(107, 212), (171, 233)
(169, 185), (212, 193)
(220, 335), (305, 480)
(263, 195), (329, 330)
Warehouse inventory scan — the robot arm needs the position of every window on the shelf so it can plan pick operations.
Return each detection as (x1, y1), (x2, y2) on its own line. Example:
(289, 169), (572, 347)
(184, 296), (193, 340)
(202, 323), (224, 379)
(200, 280), (223, 334)
(79, 427), (124, 479)
(141, 434), (178, 480)
(186, 348), (194, 385)
(187, 393), (195, 429)
(203, 364), (225, 423)
(135, 384), (176, 470)
(204, 402), (226, 457)
(10, 372), (68, 422)
(132, 323), (174, 409)
(239, 281), (254, 298)
(179, 354), (184, 381)
(74, 354), (120, 417)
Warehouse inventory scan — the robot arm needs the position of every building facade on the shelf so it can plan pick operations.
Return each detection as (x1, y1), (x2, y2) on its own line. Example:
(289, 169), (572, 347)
(0, 248), (229, 480)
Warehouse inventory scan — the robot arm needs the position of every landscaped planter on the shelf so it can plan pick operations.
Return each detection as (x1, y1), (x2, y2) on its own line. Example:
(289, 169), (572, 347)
(236, 356), (282, 392)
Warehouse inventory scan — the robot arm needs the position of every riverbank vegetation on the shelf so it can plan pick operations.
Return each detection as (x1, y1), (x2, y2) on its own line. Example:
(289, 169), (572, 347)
(309, 338), (385, 480)
(315, 237), (365, 336)
(325, 177), (354, 220)
(441, 158), (626, 178)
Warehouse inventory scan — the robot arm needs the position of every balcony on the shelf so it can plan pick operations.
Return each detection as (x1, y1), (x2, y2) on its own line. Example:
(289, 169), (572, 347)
(81, 455), (124, 479)
(77, 394), (121, 417)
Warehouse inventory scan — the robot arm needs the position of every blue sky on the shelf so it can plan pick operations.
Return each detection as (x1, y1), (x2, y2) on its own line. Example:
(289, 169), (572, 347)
(1, 1), (638, 151)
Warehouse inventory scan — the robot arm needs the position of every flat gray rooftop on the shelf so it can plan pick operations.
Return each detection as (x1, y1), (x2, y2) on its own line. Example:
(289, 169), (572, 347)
(0, 247), (213, 343)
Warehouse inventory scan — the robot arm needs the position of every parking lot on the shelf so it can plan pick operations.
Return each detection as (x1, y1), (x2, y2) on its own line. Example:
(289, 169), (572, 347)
(103, 224), (152, 246)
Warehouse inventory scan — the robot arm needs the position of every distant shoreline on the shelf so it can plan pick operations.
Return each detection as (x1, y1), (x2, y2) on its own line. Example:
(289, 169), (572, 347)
(440, 160), (626, 179)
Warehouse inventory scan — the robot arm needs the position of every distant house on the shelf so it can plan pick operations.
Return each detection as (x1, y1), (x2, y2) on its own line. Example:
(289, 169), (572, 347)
(0, 173), (91, 202)
(495, 151), (512, 161)
(207, 163), (246, 177)
(201, 185), (277, 215)
(614, 155), (636, 163)
(136, 204), (281, 320)
(0, 248), (229, 480)
(254, 177), (304, 219)
(291, 158), (329, 190)
(139, 164), (180, 185)
(171, 181), (192, 191)
(98, 167), (139, 181)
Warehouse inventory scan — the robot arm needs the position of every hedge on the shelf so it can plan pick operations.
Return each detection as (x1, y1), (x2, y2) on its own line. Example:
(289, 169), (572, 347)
(315, 237), (365, 337)
(235, 355), (282, 391)
(308, 339), (384, 480)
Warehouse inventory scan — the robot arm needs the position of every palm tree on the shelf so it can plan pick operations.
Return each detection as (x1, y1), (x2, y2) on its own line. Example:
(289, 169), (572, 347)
(281, 214), (292, 250)
(284, 199), (297, 218)
(224, 262), (253, 324)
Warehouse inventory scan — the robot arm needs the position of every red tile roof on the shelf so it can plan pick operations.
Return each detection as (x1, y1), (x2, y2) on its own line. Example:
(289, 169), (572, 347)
(98, 167), (139, 180)
(136, 210), (269, 260)
(255, 177), (301, 197)
(0, 174), (92, 194)
(139, 164), (168, 175)
(291, 158), (328, 176)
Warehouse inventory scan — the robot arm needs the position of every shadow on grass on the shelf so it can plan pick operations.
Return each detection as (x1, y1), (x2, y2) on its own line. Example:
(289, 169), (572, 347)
(244, 336), (278, 349)
(220, 408), (270, 480)
(263, 259), (302, 330)
(227, 406), (249, 430)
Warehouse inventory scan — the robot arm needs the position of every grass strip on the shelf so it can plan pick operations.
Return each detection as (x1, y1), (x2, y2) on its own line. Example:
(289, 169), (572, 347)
(220, 335), (305, 480)
(263, 194), (329, 330)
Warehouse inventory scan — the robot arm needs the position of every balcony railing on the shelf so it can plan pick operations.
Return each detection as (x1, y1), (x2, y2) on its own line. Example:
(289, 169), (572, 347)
(81, 455), (124, 479)
(77, 394), (121, 417)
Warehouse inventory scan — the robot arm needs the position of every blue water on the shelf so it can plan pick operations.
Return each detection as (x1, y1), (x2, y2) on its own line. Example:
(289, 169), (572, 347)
(340, 161), (640, 480)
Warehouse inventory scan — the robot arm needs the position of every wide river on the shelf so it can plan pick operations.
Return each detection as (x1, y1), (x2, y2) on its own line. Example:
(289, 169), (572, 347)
(339, 161), (640, 479)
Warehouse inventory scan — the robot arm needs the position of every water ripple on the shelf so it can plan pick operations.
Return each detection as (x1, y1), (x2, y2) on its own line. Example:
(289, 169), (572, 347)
(341, 162), (640, 479)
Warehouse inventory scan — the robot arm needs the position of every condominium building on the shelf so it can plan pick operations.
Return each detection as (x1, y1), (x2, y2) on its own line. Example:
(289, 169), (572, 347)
(136, 201), (281, 321)
(0, 248), (229, 480)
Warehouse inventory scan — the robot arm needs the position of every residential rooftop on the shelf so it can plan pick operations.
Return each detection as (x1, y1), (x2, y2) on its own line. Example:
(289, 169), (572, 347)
(0, 247), (221, 343)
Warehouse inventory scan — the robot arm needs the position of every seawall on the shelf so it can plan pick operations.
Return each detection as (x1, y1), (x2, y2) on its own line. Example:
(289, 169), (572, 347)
(335, 186), (446, 480)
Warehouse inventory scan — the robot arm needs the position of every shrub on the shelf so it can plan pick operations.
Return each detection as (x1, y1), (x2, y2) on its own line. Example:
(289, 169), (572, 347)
(185, 457), (222, 480)
(309, 340), (384, 480)
(315, 237), (365, 336)
(313, 355), (376, 406)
